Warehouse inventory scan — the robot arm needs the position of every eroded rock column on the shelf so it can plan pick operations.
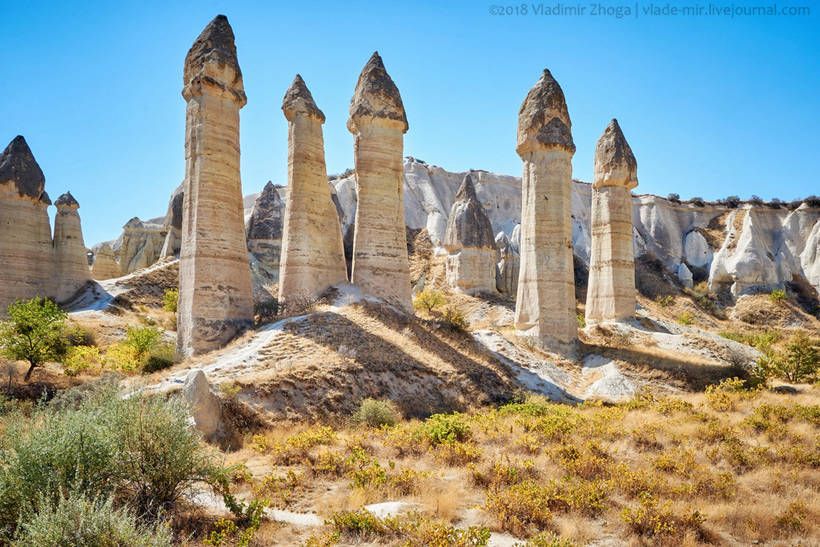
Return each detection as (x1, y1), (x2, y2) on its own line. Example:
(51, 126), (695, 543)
(347, 52), (412, 312)
(53, 192), (91, 302)
(0, 136), (54, 314)
(91, 243), (120, 280)
(585, 120), (639, 324)
(514, 70), (577, 351)
(177, 15), (253, 359)
(278, 75), (347, 301)
(443, 174), (497, 294)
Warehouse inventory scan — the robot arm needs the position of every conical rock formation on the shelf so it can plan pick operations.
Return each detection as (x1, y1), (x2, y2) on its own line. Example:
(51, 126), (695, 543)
(177, 15), (253, 359)
(247, 181), (284, 282)
(278, 75), (347, 301)
(347, 53), (412, 311)
(443, 174), (497, 294)
(91, 243), (120, 280)
(53, 192), (91, 301)
(514, 69), (578, 352)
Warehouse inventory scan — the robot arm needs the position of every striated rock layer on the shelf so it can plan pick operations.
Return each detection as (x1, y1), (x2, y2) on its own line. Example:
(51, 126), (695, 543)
(0, 136), (54, 314)
(247, 181), (284, 285)
(119, 217), (165, 275)
(347, 52), (412, 312)
(160, 182), (184, 259)
(585, 119), (638, 324)
(91, 243), (120, 280)
(443, 174), (497, 294)
(514, 70), (578, 351)
(495, 232), (520, 295)
(53, 192), (91, 301)
(177, 15), (254, 359)
(278, 75), (347, 301)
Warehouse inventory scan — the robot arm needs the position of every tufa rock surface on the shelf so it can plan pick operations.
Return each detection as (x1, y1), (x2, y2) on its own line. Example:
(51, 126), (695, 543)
(585, 119), (639, 324)
(347, 53), (413, 311)
(279, 76), (347, 301)
(177, 15), (254, 359)
(91, 242), (120, 280)
(52, 192), (91, 302)
(182, 369), (229, 442)
(247, 181), (284, 286)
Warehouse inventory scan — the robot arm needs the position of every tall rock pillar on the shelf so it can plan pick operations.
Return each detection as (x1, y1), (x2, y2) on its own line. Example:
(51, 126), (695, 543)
(278, 75), (347, 301)
(53, 192), (91, 302)
(0, 136), (54, 315)
(514, 70), (578, 352)
(347, 52), (412, 312)
(585, 119), (638, 324)
(177, 15), (253, 359)
(443, 174), (497, 295)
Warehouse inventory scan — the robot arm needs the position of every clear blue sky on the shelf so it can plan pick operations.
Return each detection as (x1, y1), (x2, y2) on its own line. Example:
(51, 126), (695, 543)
(2, 1), (818, 245)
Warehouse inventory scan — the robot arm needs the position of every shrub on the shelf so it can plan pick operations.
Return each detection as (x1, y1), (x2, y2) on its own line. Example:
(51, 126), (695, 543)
(0, 297), (68, 381)
(352, 398), (401, 428)
(13, 492), (172, 547)
(749, 195), (764, 206)
(690, 197), (705, 207)
(104, 343), (141, 372)
(124, 326), (163, 360)
(676, 312), (693, 326)
(576, 312), (586, 328)
(142, 343), (175, 373)
(485, 481), (554, 535)
(422, 413), (471, 445)
(655, 295), (674, 307)
(413, 288), (446, 314)
(769, 289), (787, 303)
(63, 345), (102, 376)
(667, 193), (680, 202)
(724, 195), (741, 208)
(162, 289), (178, 313)
(254, 300), (279, 325)
(705, 377), (750, 411)
(776, 331), (819, 383)
(62, 323), (97, 347)
(441, 306), (469, 331)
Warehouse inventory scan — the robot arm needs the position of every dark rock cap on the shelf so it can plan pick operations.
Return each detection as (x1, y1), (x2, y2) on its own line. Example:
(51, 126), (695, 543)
(594, 118), (638, 189)
(517, 69), (573, 156)
(443, 174), (497, 251)
(40, 191), (51, 205)
(55, 191), (79, 207)
(348, 52), (408, 133)
(0, 135), (46, 200)
(247, 181), (283, 240)
(183, 15), (246, 104)
(282, 74), (325, 123)
(536, 117), (575, 153)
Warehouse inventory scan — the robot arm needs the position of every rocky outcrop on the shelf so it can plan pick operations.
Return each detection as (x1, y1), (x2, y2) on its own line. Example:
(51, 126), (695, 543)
(118, 217), (165, 275)
(347, 53), (412, 312)
(182, 369), (230, 443)
(159, 182), (184, 259)
(247, 181), (284, 284)
(0, 136), (54, 314)
(585, 119), (639, 325)
(495, 232), (520, 295)
(443, 174), (497, 294)
(52, 192), (91, 302)
(278, 75), (347, 302)
(514, 70), (577, 351)
(177, 15), (254, 359)
(91, 243), (120, 280)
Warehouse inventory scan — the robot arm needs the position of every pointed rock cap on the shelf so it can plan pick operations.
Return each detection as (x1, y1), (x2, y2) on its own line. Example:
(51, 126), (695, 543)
(40, 191), (52, 205)
(282, 74), (325, 123)
(0, 135), (46, 200)
(247, 182), (283, 240)
(517, 69), (574, 156)
(183, 15), (246, 105)
(593, 119), (638, 189)
(443, 174), (496, 251)
(347, 52), (408, 134)
(123, 217), (145, 230)
(55, 191), (79, 208)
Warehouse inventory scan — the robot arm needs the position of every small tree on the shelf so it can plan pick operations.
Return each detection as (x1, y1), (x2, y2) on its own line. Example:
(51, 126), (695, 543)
(124, 326), (162, 360)
(778, 331), (819, 383)
(0, 297), (67, 381)
(413, 288), (446, 314)
(162, 289), (178, 313)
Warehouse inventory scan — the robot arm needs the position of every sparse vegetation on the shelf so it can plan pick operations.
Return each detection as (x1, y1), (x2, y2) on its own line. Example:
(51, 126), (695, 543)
(413, 288), (446, 314)
(352, 398), (401, 428)
(441, 306), (469, 331)
(676, 312), (694, 326)
(655, 294), (674, 307)
(162, 288), (179, 312)
(769, 288), (787, 303)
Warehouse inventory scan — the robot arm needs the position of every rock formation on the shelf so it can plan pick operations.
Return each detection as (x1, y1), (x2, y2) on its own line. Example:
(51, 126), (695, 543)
(278, 75), (347, 301)
(91, 243), (120, 280)
(347, 52), (412, 312)
(585, 119), (639, 324)
(177, 15), (254, 359)
(495, 231), (520, 295)
(52, 192), (91, 301)
(182, 369), (229, 443)
(247, 181), (284, 283)
(118, 217), (165, 275)
(443, 174), (497, 294)
(159, 182), (184, 259)
(0, 136), (54, 314)
(514, 69), (577, 351)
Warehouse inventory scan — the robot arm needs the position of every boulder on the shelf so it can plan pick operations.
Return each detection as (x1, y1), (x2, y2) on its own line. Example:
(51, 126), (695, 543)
(683, 230), (712, 268)
(182, 370), (226, 441)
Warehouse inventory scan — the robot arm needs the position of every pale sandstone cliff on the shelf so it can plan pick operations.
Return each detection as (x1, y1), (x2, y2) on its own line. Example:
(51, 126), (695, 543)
(52, 192), (91, 302)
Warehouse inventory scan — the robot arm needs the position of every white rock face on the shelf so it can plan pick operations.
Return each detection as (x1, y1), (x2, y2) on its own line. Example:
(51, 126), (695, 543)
(683, 230), (713, 268)
(677, 263), (694, 288)
(91, 243), (120, 280)
(182, 370), (224, 440)
(118, 217), (166, 275)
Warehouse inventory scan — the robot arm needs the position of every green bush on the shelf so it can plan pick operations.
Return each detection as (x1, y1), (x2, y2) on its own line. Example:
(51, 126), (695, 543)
(124, 326), (163, 360)
(62, 322), (97, 347)
(422, 413), (471, 445)
(13, 491), (172, 547)
(142, 343), (176, 373)
(162, 289), (179, 313)
(63, 345), (102, 376)
(0, 378), (224, 539)
(769, 289), (787, 303)
(413, 289), (446, 314)
(352, 398), (401, 428)
(676, 312), (693, 326)
(0, 297), (68, 381)
(777, 331), (819, 383)
(576, 312), (586, 329)
(441, 306), (469, 331)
